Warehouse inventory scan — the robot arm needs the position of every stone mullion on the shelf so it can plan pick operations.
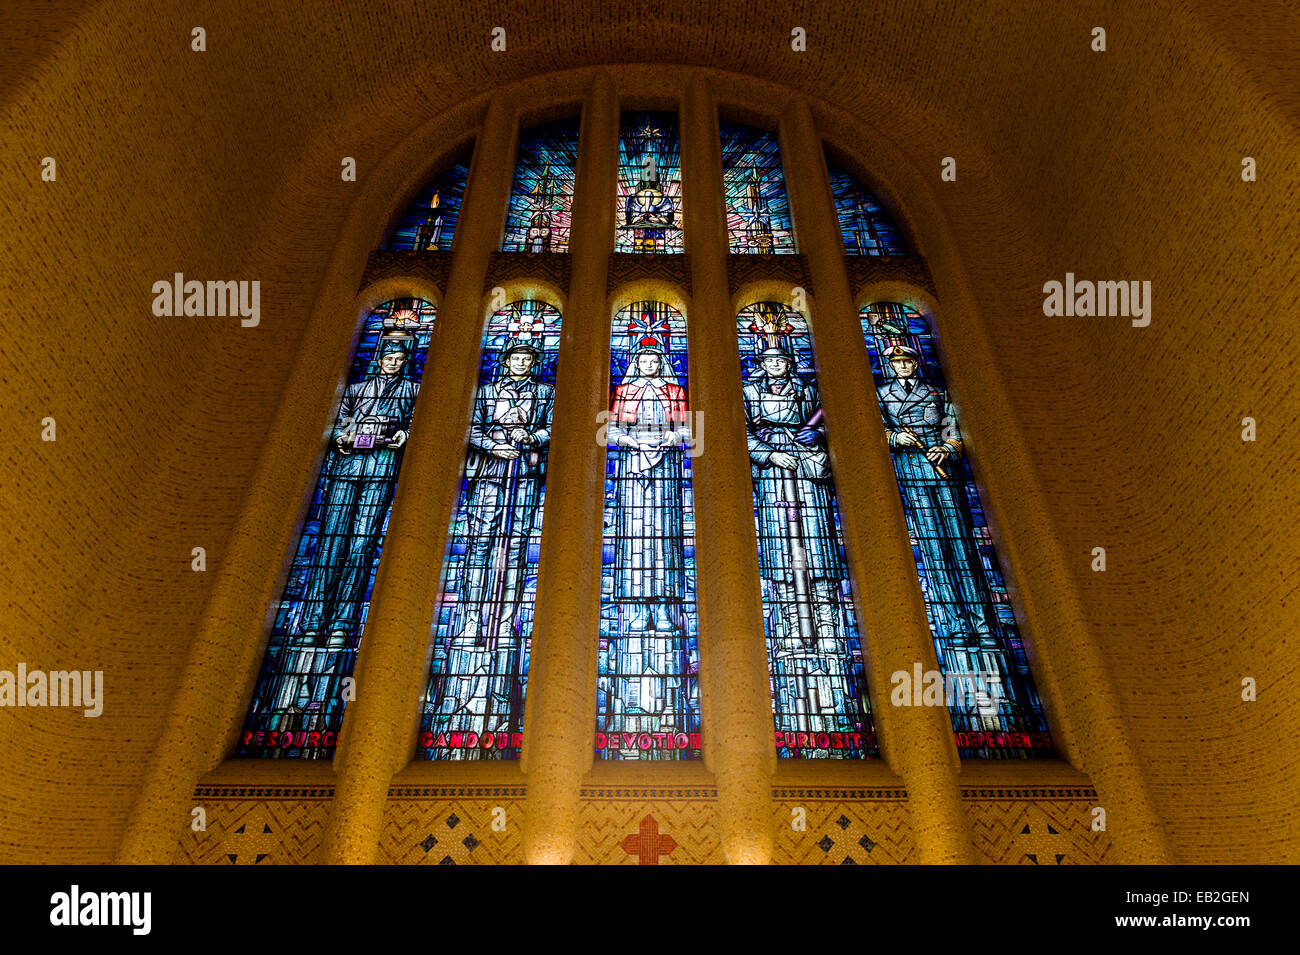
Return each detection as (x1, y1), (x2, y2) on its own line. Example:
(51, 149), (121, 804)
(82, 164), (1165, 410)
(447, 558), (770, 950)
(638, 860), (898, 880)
(318, 91), (519, 864)
(779, 95), (976, 863)
(521, 72), (618, 863)
(681, 72), (776, 864)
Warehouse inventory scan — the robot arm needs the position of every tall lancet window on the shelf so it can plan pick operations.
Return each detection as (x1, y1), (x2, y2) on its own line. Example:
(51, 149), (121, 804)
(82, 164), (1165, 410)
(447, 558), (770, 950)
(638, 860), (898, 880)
(597, 302), (701, 760)
(380, 155), (470, 251)
(720, 121), (796, 254)
(859, 303), (1053, 758)
(501, 118), (580, 253)
(615, 111), (683, 253)
(827, 159), (905, 256)
(420, 300), (563, 761)
(240, 299), (438, 758)
(737, 303), (877, 759)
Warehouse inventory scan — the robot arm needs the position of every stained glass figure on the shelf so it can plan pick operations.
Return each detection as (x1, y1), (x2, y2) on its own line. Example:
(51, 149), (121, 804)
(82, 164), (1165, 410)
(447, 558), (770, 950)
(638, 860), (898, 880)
(738, 303), (876, 758)
(827, 159), (904, 255)
(381, 158), (470, 252)
(720, 121), (796, 254)
(240, 299), (437, 758)
(501, 119), (580, 253)
(596, 302), (702, 760)
(615, 112), (683, 254)
(420, 301), (563, 760)
(860, 303), (1053, 758)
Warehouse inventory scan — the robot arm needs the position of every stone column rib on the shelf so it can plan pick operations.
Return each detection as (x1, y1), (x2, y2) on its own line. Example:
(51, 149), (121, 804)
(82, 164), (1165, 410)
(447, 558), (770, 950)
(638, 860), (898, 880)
(681, 73), (776, 865)
(318, 92), (519, 864)
(779, 95), (975, 864)
(521, 72), (617, 864)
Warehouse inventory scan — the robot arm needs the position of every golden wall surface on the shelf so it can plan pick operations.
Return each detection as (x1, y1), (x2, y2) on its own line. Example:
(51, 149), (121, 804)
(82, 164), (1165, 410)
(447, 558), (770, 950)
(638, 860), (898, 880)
(1, 0), (1296, 864)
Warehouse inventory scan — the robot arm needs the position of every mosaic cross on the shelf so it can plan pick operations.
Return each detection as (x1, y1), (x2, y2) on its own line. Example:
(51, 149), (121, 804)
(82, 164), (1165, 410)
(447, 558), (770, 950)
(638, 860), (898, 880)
(620, 814), (678, 865)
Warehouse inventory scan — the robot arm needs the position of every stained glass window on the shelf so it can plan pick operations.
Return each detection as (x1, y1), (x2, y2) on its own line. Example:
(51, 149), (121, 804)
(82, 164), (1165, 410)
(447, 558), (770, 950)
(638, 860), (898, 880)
(615, 111), (683, 254)
(720, 121), (795, 254)
(827, 159), (904, 255)
(381, 158), (470, 252)
(419, 301), (562, 760)
(859, 303), (1053, 758)
(501, 119), (580, 253)
(240, 298), (438, 758)
(596, 302), (702, 760)
(737, 303), (876, 758)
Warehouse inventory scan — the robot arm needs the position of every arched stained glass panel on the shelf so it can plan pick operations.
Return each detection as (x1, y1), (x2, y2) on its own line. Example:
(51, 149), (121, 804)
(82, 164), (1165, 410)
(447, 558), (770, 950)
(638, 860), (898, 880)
(381, 157), (470, 251)
(597, 302), (701, 760)
(737, 303), (876, 758)
(240, 298), (438, 758)
(860, 303), (1053, 758)
(616, 111), (683, 253)
(720, 121), (796, 254)
(827, 159), (904, 255)
(420, 301), (563, 761)
(502, 118), (580, 253)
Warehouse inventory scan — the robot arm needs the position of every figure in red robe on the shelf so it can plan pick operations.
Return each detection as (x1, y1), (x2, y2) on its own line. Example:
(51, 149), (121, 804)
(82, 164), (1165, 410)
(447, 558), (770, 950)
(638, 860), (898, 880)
(606, 344), (690, 634)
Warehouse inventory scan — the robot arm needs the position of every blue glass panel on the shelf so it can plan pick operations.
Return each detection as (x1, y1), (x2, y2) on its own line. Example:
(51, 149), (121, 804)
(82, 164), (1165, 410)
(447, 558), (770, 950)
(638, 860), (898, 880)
(737, 303), (876, 758)
(420, 301), (563, 760)
(240, 299), (438, 758)
(382, 159), (469, 251)
(502, 119), (580, 253)
(720, 122), (795, 254)
(616, 111), (683, 253)
(859, 303), (1054, 758)
(827, 160), (904, 255)
(596, 302), (702, 760)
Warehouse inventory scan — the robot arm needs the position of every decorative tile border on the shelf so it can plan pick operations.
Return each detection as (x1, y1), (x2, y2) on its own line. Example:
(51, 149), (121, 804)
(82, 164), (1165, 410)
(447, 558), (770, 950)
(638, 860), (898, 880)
(577, 788), (722, 864)
(964, 788), (1112, 864)
(179, 790), (332, 864)
(772, 788), (916, 864)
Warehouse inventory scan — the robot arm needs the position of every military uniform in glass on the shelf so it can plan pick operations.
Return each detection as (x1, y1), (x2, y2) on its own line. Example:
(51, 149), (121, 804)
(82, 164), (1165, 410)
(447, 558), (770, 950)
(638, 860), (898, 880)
(738, 304), (875, 758)
(421, 302), (563, 761)
(430, 341), (554, 743)
(861, 303), (1053, 756)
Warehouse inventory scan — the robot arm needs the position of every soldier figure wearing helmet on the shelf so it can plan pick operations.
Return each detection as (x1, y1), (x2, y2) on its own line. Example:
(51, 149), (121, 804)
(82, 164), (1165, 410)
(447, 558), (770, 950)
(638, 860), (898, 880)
(434, 338), (554, 733)
(877, 343), (997, 654)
